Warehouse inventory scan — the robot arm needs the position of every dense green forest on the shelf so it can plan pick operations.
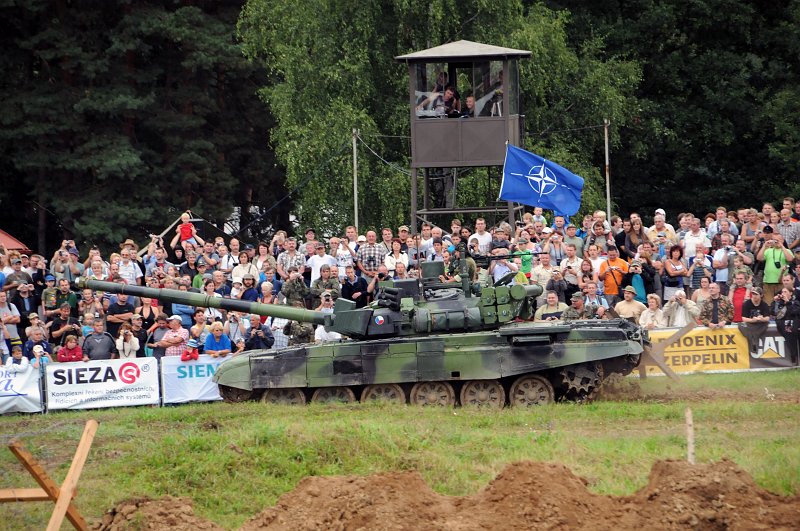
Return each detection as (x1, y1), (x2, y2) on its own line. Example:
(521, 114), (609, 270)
(1, 0), (798, 254)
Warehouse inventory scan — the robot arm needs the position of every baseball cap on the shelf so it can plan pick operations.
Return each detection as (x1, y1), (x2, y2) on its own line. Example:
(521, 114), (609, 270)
(45, 274), (56, 281)
(243, 243), (255, 250)
(315, 243), (325, 249)
(68, 247), (80, 256)
(28, 312), (39, 319)
(131, 314), (143, 321)
(10, 258), (21, 264)
(186, 338), (200, 349)
(232, 277), (243, 285)
(357, 235), (367, 242)
(167, 315), (182, 322)
(762, 225), (774, 234)
(243, 273), (255, 280)
(398, 225), (410, 232)
(305, 228), (315, 235)
(623, 286), (637, 294)
(570, 292), (583, 301)
(750, 286), (763, 296)
(630, 259), (642, 267)
(33, 345), (44, 355)
(655, 208), (666, 216)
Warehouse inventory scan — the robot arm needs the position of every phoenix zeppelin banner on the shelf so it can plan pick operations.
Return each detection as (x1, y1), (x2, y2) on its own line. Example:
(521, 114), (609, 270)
(161, 355), (224, 404)
(0, 365), (43, 414)
(642, 324), (798, 375)
(45, 358), (159, 410)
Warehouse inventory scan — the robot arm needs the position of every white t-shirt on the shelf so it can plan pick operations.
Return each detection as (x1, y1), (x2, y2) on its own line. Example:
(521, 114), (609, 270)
(306, 254), (336, 284)
(683, 231), (710, 259)
(712, 248), (730, 283)
(472, 231), (493, 255)
(118, 260), (142, 286)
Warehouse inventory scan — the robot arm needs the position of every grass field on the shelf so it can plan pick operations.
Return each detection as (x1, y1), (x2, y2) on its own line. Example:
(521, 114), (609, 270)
(1, 370), (799, 529)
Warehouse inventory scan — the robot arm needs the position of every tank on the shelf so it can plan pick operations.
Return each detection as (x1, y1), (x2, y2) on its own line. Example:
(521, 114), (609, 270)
(78, 263), (648, 407)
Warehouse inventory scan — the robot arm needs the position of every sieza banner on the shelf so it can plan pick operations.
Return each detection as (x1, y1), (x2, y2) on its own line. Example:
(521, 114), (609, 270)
(161, 355), (224, 404)
(46, 358), (159, 410)
(0, 365), (43, 414)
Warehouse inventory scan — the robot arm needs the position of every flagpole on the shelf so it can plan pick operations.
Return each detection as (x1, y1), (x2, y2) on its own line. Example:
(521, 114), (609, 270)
(604, 118), (611, 221)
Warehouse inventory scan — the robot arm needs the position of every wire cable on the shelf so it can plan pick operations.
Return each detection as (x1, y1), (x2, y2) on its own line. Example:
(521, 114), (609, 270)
(355, 133), (412, 176)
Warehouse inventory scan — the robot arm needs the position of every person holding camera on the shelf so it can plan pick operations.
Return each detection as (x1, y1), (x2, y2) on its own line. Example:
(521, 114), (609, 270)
(757, 230), (793, 303)
(771, 286), (800, 361)
(367, 265), (391, 300)
(281, 267), (309, 307)
(115, 323), (140, 359)
(310, 265), (340, 308)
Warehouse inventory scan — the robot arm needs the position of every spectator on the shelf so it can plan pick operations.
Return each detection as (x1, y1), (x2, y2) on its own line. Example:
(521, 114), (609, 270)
(562, 292), (604, 321)
(232, 251), (259, 281)
(54, 279), (78, 317)
(276, 237), (306, 281)
(620, 259), (654, 304)
(105, 292), (134, 338)
(241, 274), (259, 302)
(489, 248), (519, 284)
(691, 276), (713, 306)
(244, 314), (275, 350)
(4, 257), (33, 299)
(115, 323), (140, 359)
(4, 345), (29, 373)
(687, 244), (714, 295)
(598, 246), (628, 305)
(49, 303), (81, 346)
(331, 236), (356, 279)
(25, 313), (48, 341)
(22, 328), (51, 361)
(739, 287), (770, 354)
(118, 248), (142, 286)
(310, 265), (340, 309)
(254, 241), (276, 272)
(682, 217), (710, 259)
(534, 291), (568, 321)
(306, 242), (336, 284)
(356, 231), (387, 279)
(129, 314), (148, 357)
(281, 267), (309, 307)
(699, 282), (733, 329)
(614, 286), (647, 322)
(341, 265), (368, 308)
(663, 245), (688, 300)
(757, 231), (793, 303)
(205, 321), (233, 357)
(82, 320), (117, 361)
(728, 272), (751, 322)
(161, 315), (189, 357)
(639, 294), (667, 329)
(314, 292), (341, 342)
(30, 343), (52, 374)
(771, 287), (800, 362)
(384, 239), (408, 277)
(12, 283), (38, 332)
(77, 288), (104, 321)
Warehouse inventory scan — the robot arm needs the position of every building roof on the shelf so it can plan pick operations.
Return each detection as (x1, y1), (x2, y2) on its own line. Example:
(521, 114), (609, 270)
(0, 228), (33, 255)
(395, 40), (531, 62)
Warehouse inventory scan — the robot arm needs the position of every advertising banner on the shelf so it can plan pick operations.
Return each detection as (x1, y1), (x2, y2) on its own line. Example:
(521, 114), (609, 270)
(161, 355), (224, 404)
(46, 358), (159, 410)
(643, 324), (798, 376)
(0, 365), (43, 414)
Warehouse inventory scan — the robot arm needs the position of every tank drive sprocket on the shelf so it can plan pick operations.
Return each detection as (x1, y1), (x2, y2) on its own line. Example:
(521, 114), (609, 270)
(559, 362), (604, 401)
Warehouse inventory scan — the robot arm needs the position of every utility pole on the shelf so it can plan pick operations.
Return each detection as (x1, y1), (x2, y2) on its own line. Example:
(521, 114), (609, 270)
(604, 119), (611, 221)
(352, 128), (359, 230)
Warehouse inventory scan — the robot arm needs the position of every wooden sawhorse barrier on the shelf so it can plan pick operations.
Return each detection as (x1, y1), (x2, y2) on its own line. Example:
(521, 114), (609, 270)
(0, 419), (98, 530)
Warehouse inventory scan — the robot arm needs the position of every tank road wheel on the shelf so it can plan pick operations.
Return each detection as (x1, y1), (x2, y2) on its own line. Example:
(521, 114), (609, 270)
(460, 380), (506, 408)
(409, 381), (456, 407)
(218, 385), (254, 403)
(360, 384), (406, 404)
(509, 375), (555, 407)
(560, 362), (604, 402)
(311, 386), (356, 404)
(261, 388), (307, 405)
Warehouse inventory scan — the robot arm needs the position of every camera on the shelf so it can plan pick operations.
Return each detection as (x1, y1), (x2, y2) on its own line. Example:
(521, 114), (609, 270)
(377, 272), (386, 280)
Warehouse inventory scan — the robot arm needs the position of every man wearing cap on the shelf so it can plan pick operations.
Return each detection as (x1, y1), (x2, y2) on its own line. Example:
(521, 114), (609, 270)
(737, 287), (770, 354)
(613, 286), (647, 322)
(647, 211), (677, 243)
(306, 242), (336, 285)
(699, 282), (734, 329)
(562, 292), (604, 321)
(281, 267), (309, 307)
(192, 258), (210, 289)
(158, 315), (189, 357)
(3, 258), (33, 299)
(82, 319), (117, 361)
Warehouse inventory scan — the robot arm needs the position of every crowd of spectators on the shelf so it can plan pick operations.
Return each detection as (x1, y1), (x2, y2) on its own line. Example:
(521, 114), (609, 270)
(3, 199), (800, 371)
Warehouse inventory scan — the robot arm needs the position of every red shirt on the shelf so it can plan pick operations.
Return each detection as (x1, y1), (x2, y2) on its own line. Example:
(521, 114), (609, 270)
(731, 286), (747, 322)
(58, 344), (83, 362)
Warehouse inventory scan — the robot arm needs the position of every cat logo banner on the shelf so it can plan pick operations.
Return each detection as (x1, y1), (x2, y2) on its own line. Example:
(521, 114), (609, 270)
(643, 324), (798, 375)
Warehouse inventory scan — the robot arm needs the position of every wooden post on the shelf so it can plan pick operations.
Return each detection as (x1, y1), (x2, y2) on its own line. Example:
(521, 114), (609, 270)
(686, 407), (695, 465)
(0, 419), (98, 530)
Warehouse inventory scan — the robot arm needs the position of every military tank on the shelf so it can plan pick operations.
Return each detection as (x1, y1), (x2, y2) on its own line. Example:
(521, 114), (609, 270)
(79, 255), (650, 407)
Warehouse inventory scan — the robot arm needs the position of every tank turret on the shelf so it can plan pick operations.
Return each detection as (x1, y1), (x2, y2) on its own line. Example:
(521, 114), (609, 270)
(77, 268), (542, 341)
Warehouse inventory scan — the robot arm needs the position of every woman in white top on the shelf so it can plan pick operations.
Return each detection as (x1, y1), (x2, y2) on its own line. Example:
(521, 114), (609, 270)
(384, 239), (408, 276)
(639, 294), (667, 329)
(231, 252), (260, 280)
(115, 324), (140, 359)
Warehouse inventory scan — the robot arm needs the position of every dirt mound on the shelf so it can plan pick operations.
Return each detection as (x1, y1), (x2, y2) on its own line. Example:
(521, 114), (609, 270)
(95, 461), (799, 530)
(92, 496), (223, 531)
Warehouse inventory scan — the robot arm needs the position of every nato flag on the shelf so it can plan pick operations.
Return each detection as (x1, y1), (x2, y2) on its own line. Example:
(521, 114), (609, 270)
(499, 144), (584, 215)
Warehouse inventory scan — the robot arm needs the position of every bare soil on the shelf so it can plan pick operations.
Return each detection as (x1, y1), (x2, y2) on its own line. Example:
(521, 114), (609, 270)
(94, 459), (798, 530)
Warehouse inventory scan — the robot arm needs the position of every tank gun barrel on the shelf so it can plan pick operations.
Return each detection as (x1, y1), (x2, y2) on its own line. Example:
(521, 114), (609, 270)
(76, 279), (328, 325)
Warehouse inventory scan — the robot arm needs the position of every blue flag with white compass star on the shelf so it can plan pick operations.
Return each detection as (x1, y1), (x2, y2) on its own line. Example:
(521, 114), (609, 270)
(499, 144), (584, 215)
